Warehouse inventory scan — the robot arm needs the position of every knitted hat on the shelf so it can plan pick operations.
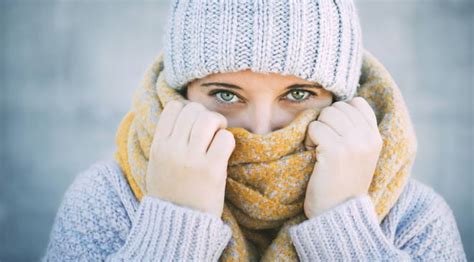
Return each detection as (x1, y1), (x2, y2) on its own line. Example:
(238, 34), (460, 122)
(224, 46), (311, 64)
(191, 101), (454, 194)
(162, 0), (363, 102)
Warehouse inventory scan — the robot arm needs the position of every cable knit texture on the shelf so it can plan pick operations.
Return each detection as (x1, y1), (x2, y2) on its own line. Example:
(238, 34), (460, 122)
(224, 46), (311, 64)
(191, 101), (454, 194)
(162, 0), (363, 102)
(42, 159), (466, 261)
(41, 49), (468, 260)
(112, 48), (420, 260)
(115, 0), (419, 257)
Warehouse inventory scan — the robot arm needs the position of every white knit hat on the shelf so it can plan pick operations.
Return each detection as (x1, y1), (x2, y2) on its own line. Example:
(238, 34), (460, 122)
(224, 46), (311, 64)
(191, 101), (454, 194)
(162, 0), (363, 102)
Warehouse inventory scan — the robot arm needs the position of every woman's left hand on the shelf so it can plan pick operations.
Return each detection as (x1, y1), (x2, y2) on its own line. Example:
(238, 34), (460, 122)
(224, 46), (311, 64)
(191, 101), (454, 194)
(303, 97), (383, 219)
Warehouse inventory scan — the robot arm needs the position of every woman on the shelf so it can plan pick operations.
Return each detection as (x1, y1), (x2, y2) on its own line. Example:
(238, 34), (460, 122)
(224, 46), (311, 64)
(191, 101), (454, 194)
(43, 0), (466, 261)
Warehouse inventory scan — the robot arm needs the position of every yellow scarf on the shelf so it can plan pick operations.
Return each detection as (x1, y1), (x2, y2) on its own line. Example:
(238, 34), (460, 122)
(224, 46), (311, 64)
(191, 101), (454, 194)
(114, 49), (418, 261)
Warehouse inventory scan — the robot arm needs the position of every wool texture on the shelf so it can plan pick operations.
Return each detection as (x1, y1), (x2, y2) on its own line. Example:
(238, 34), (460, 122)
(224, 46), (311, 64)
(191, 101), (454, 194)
(113, 49), (418, 261)
(162, 0), (363, 102)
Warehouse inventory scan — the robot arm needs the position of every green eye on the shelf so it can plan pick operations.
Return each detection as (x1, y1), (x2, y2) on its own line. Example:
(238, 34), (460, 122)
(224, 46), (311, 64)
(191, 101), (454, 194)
(215, 91), (239, 103)
(286, 90), (310, 101)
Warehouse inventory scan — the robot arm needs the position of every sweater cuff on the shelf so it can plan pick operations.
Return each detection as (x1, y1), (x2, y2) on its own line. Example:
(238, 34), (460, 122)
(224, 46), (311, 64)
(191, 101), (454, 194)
(288, 195), (406, 261)
(109, 195), (232, 261)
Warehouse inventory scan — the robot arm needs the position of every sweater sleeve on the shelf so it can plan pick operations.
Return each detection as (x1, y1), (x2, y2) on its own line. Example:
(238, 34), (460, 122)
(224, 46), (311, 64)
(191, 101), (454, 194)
(42, 164), (232, 261)
(288, 186), (467, 261)
(107, 195), (232, 261)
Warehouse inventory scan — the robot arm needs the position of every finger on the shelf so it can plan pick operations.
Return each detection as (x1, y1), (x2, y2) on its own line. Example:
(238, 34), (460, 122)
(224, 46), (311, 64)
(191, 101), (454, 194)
(207, 129), (236, 163)
(304, 120), (342, 150)
(331, 101), (367, 128)
(316, 106), (353, 136)
(349, 97), (378, 130)
(155, 100), (184, 140)
(189, 111), (228, 153)
(171, 102), (207, 145)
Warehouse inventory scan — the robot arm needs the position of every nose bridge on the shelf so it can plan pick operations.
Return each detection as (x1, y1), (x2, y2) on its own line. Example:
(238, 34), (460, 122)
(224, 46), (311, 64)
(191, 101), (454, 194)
(249, 102), (273, 135)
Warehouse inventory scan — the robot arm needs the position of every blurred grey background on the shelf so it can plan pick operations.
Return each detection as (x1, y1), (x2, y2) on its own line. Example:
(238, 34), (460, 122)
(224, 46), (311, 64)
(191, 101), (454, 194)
(1, 0), (473, 261)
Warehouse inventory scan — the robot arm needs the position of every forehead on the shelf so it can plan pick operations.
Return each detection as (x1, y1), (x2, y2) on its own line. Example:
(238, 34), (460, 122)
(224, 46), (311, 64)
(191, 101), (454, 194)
(196, 69), (320, 88)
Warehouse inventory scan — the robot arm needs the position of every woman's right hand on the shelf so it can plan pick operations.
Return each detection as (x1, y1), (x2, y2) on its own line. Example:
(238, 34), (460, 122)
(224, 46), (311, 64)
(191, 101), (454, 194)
(145, 101), (236, 218)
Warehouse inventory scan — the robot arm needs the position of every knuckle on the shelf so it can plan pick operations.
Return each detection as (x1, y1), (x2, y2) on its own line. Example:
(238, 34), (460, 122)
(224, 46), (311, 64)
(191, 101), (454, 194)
(308, 121), (321, 135)
(209, 111), (224, 124)
(161, 101), (182, 116)
(353, 96), (365, 103)
(209, 111), (228, 127)
(163, 100), (183, 113)
(321, 105), (334, 113)
(198, 111), (225, 130)
(197, 111), (215, 124)
(179, 103), (203, 119)
(332, 101), (347, 108)
(216, 129), (235, 144)
(319, 107), (334, 120)
(351, 96), (367, 107)
(221, 130), (235, 145)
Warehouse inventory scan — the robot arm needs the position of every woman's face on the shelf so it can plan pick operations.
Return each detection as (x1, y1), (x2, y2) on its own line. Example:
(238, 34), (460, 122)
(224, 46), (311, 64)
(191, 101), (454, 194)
(186, 69), (334, 135)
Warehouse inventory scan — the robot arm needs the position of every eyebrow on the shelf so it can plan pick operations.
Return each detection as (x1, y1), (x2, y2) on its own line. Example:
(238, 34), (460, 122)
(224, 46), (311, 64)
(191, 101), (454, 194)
(201, 82), (322, 90)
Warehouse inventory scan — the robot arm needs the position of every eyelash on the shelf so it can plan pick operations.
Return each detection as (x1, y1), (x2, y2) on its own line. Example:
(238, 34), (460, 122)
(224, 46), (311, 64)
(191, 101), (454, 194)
(208, 89), (317, 106)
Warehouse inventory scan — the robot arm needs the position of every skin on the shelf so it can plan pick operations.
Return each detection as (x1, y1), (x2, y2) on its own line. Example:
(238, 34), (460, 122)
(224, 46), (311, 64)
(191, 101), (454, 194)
(185, 69), (334, 134)
(146, 69), (383, 219)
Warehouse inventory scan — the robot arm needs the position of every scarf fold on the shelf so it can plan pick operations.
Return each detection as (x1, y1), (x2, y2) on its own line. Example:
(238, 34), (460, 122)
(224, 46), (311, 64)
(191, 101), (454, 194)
(114, 49), (418, 261)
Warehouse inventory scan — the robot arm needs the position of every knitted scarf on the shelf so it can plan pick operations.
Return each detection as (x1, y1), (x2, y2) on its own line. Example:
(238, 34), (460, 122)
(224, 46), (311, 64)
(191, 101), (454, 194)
(114, 49), (418, 261)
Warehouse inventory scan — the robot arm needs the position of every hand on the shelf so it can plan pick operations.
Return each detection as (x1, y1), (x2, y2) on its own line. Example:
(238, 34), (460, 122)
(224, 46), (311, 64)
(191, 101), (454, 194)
(303, 97), (383, 219)
(145, 101), (236, 218)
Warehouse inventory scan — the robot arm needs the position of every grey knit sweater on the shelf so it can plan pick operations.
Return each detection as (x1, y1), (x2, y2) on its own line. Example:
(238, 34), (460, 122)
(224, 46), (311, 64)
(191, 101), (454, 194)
(42, 158), (467, 261)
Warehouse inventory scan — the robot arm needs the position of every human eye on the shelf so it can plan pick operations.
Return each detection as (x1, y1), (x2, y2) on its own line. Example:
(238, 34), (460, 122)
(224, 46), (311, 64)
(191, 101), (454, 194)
(283, 89), (316, 103)
(208, 90), (242, 104)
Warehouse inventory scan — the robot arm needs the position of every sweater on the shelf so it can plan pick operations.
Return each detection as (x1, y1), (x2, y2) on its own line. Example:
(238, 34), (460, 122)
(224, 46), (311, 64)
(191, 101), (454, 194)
(42, 158), (467, 261)
(112, 49), (421, 260)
